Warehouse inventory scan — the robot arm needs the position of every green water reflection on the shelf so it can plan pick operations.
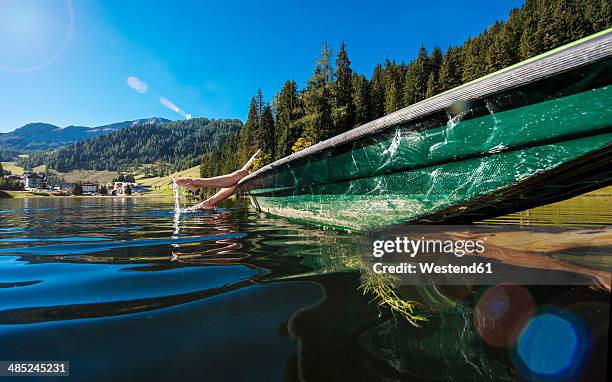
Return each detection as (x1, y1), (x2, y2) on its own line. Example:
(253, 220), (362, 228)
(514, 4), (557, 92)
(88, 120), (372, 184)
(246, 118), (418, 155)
(487, 187), (612, 226)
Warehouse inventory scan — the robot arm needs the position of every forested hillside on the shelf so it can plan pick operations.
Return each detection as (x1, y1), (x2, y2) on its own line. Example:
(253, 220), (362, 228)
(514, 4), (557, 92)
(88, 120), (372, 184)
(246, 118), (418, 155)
(0, 148), (17, 162)
(0, 117), (169, 152)
(21, 118), (241, 172)
(200, 0), (611, 178)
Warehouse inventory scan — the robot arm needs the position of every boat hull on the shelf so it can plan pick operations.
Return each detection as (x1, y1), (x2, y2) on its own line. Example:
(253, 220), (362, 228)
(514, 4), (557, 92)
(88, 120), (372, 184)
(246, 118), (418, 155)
(245, 134), (611, 229)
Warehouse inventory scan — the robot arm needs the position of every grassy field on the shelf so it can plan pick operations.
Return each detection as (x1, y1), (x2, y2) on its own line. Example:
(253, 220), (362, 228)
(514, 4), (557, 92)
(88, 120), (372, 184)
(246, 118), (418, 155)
(56, 169), (117, 184)
(1, 162), (25, 175)
(0, 190), (51, 198)
(1, 162), (118, 183)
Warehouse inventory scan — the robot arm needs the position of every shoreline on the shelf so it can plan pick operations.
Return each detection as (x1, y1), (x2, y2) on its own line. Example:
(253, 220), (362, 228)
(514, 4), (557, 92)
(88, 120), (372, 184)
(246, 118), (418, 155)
(0, 190), (173, 200)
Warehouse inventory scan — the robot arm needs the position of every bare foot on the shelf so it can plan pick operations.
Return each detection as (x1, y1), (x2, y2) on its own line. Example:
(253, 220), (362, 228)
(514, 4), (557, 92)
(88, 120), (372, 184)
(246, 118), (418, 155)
(230, 149), (262, 181)
(189, 201), (214, 210)
(173, 177), (199, 193)
(241, 149), (261, 173)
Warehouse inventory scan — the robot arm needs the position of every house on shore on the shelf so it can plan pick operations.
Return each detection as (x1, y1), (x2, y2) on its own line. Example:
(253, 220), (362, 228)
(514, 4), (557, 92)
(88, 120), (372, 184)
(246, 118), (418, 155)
(112, 182), (149, 195)
(132, 185), (150, 193)
(50, 182), (74, 191)
(22, 173), (47, 190)
(113, 182), (136, 195)
(81, 182), (99, 194)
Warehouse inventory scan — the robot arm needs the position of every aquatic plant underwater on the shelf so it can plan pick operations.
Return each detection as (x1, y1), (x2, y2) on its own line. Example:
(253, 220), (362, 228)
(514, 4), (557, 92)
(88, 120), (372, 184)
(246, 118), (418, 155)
(359, 270), (428, 327)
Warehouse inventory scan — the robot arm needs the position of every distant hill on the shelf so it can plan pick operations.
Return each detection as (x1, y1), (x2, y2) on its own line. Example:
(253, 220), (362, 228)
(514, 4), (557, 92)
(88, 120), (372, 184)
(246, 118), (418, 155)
(20, 118), (242, 172)
(0, 117), (170, 152)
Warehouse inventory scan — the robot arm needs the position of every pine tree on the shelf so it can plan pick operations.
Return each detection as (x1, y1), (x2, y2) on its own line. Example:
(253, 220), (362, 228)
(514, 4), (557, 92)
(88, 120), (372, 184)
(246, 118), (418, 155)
(274, 80), (300, 159)
(596, 0), (612, 31)
(438, 47), (463, 92)
(255, 88), (265, 126)
(260, 103), (275, 161)
(571, 0), (594, 38)
(519, 0), (544, 60)
(486, 21), (516, 73)
(352, 73), (370, 127)
(425, 72), (437, 99)
(402, 63), (416, 107)
(519, 16), (541, 60)
(537, 0), (571, 51)
(429, 47), (443, 74)
(333, 41), (355, 135)
(383, 59), (401, 114)
(462, 37), (481, 82)
(425, 47), (443, 98)
(72, 182), (83, 195)
(412, 46), (430, 102)
(238, 97), (261, 164)
(369, 64), (385, 119)
(393, 63), (407, 111)
(303, 43), (334, 143)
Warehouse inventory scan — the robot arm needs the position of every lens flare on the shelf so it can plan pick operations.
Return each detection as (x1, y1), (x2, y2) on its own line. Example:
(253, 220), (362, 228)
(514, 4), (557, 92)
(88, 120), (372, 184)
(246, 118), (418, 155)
(160, 97), (191, 120)
(159, 97), (179, 112)
(0, 0), (74, 73)
(514, 312), (587, 379)
(127, 76), (148, 93)
(473, 284), (535, 347)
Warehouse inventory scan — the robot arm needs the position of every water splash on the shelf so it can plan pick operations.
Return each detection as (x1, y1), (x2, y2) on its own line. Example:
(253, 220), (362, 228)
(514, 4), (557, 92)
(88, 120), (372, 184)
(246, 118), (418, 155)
(382, 129), (402, 157)
(172, 181), (181, 236)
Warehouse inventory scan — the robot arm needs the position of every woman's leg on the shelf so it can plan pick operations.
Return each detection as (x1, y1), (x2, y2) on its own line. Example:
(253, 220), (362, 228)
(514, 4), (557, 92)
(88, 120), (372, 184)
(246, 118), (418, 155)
(174, 149), (260, 191)
(178, 170), (246, 190)
(191, 186), (237, 209)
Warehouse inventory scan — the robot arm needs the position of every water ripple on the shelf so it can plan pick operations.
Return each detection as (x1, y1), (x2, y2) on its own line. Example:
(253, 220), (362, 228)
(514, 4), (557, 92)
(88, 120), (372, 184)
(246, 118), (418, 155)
(0, 233), (247, 256)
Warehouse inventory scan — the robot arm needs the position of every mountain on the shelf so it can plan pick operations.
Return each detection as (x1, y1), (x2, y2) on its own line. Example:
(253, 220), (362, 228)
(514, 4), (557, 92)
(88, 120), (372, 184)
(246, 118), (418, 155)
(20, 118), (242, 172)
(0, 117), (171, 152)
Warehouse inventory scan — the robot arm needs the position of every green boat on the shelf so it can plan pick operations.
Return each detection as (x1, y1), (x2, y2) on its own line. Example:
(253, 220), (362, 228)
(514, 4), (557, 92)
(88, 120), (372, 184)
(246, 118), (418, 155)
(238, 30), (612, 230)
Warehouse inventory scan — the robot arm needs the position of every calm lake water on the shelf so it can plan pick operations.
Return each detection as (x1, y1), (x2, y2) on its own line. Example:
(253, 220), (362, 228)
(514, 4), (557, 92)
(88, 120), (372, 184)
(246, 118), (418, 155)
(0, 195), (609, 381)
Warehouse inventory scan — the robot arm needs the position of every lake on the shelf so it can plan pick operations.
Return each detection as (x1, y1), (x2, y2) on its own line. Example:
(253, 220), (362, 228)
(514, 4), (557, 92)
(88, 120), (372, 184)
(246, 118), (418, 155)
(0, 195), (609, 381)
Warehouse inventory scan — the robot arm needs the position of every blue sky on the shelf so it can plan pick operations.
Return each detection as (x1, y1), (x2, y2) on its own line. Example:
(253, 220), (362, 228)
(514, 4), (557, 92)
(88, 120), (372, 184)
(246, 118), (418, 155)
(0, 0), (524, 132)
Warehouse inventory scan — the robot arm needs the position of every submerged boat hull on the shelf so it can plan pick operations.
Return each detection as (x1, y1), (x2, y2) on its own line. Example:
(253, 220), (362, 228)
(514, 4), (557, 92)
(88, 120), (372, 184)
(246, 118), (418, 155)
(239, 31), (612, 230)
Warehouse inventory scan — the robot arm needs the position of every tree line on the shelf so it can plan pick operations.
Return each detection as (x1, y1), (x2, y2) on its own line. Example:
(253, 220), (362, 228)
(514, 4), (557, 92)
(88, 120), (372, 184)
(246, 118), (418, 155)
(70, 183), (120, 196)
(113, 174), (136, 183)
(0, 148), (18, 162)
(0, 178), (23, 191)
(19, 118), (241, 172)
(201, 0), (611, 178)
(0, 162), (24, 191)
